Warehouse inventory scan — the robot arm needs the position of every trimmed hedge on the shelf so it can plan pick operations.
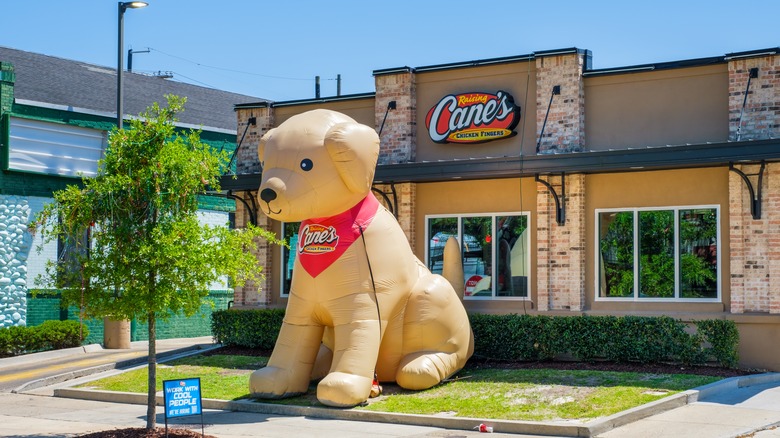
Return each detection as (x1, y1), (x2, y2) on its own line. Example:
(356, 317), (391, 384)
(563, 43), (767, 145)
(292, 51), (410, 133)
(211, 309), (740, 368)
(470, 314), (738, 368)
(211, 308), (285, 350)
(0, 320), (89, 357)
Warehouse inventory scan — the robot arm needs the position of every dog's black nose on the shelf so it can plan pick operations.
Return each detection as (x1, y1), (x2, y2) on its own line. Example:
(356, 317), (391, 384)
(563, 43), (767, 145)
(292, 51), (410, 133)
(260, 188), (277, 203)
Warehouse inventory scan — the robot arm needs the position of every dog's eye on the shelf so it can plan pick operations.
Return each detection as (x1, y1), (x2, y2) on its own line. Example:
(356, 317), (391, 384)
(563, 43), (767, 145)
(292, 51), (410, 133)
(300, 158), (313, 171)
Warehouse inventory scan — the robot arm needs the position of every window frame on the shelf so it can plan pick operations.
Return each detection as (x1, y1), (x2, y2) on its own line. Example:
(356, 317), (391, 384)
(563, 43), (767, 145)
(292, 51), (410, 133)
(594, 205), (721, 303)
(425, 211), (531, 301)
(279, 221), (300, 298)
(6, 116), (107, 177)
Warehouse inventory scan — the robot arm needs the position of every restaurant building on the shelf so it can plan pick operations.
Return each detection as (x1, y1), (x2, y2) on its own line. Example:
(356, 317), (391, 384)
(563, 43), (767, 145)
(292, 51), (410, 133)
(224, 46), (780, 370)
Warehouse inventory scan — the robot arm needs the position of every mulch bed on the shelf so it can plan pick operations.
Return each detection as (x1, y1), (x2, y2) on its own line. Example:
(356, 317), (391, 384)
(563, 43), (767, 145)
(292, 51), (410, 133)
(79, 427), (217, 438)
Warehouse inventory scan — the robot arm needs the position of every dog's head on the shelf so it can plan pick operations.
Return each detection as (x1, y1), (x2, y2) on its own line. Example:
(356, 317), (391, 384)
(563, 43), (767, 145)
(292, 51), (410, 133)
(257, 109), (380, 222)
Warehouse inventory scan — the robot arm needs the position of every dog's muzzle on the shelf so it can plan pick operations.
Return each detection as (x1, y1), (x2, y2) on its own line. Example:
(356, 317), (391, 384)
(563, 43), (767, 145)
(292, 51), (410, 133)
(259, 188), (282, 215)
(260, 188), (277, 203)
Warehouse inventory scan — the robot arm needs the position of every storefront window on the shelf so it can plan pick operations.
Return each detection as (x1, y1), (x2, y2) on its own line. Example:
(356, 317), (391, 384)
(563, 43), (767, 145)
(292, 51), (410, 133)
(427, 213), (529, 299)
(638, 210), (675, 298)
(281, 222), (300, 297)
(597, 206), (719, 301)
(428, 217), (458, 275)
(598, 211), (634, 297)
(679, 209), (718, 299)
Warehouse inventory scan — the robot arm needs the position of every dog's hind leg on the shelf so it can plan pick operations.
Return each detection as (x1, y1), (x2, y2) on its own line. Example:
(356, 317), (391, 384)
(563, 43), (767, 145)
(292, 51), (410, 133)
(396, 273), (474, 390)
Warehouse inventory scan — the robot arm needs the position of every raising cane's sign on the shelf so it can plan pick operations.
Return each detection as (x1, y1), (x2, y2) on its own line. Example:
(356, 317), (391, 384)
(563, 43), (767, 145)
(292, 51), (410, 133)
(425, 91), (521, 144)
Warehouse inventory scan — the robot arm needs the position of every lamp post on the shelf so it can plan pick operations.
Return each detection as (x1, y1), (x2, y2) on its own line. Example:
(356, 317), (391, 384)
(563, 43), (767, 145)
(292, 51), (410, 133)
(117, 1), (148, 129)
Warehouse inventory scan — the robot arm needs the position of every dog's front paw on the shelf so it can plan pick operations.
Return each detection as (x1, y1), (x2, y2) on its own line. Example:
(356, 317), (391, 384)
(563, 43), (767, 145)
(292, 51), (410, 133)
(316, 372), (373, 407)
(249, 366), (307, 399)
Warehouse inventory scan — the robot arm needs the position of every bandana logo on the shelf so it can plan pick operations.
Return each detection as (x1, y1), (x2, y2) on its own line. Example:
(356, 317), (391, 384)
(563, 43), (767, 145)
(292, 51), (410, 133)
(298, 223), (339, 254)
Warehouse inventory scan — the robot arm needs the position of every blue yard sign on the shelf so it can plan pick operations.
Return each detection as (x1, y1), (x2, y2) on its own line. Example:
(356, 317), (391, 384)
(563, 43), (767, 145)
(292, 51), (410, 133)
(163, 377), (202, 418)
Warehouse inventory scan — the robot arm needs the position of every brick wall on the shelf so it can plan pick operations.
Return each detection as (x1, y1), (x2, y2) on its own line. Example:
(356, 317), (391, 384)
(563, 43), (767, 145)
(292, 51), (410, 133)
(236, 106), (273, 175)
(0, 62), (14, 115)
(729, 54), (780, 141)
(230, 190), (273, 307)
(729, 162), (780, 314)
(374, 69), (416, 164)
(534, 51), (589, 154)
(535, 173), (585, 311)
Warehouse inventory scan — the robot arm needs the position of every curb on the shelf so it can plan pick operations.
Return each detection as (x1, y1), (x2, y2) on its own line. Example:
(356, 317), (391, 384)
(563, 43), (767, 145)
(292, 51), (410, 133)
(12, 342), (221, 394)
(0, 343), (104, 370)
(52, 373), (780, 438)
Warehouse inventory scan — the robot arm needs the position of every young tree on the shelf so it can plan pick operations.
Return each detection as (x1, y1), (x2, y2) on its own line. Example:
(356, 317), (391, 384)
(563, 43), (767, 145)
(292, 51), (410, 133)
(31, 95), (276, 430)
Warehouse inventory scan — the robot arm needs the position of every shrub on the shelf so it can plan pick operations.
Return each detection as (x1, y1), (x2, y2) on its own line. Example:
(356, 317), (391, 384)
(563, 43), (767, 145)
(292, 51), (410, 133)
(211, 308), (284, 349)
(0, 320), (88, 357)
(37, 320), (89, 350)
(468, 313), (739, 368)
(696, 319), (740, 368)
(210, 309), (740, 368)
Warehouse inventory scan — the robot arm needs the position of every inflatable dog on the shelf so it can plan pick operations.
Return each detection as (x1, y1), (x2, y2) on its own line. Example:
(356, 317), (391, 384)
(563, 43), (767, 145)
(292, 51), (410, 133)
(250, 109), (474, 407)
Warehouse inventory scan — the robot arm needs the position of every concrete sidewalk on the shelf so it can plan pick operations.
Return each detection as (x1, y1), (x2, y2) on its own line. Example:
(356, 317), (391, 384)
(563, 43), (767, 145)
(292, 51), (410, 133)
(4, 337), (780, 437)
(0, 336), (218, 393)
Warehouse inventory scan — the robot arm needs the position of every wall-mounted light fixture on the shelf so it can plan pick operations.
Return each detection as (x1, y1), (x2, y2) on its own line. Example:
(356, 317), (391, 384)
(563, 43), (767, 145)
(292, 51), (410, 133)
(378, 100), (397, 136)
(536, 85), (561, 154)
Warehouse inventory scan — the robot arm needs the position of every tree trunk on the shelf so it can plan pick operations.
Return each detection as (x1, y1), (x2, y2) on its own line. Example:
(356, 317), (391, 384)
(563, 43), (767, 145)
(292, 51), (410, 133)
(145, 311), (157, 430)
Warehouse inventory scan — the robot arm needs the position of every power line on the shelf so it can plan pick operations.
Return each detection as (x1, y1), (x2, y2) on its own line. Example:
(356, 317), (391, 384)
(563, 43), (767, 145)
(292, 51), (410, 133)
(147, 47), (312, 81)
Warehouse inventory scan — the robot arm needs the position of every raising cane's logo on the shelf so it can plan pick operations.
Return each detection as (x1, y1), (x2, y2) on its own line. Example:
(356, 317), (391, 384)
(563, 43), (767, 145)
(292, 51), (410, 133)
(298, 223), (339, 254)
(425, 91), (521, 144)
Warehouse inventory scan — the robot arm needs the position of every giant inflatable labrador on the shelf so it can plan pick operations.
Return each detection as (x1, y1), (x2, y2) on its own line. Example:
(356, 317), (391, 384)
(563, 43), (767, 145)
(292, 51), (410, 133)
(250, 109), (474, 407)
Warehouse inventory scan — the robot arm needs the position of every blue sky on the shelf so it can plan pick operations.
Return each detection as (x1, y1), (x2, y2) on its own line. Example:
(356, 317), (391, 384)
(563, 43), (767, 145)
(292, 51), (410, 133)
(1, 0), (778, 102)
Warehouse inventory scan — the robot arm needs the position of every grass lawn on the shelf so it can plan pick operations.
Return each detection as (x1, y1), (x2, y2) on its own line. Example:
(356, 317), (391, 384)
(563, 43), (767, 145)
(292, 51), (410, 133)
(79, 354), (720, 422)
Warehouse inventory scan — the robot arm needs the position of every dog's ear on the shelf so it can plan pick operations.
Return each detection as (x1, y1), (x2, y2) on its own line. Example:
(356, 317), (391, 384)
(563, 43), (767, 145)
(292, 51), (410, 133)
(324, 122), (380, 193)
(258, 127), (276, 165)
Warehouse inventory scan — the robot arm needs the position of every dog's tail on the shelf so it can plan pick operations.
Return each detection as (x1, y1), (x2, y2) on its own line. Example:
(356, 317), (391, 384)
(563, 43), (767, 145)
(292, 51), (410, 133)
(441, 237), (465, 299)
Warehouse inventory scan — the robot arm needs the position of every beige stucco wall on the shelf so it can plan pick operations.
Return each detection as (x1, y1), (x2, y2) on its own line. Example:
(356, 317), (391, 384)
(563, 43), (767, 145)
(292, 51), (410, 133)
(415, 62), (538, 160)
(273, 98), (375, 128)
(414, 177), (538, 313)
(585, 65), (730, 149)
(584, 167), (731, 313)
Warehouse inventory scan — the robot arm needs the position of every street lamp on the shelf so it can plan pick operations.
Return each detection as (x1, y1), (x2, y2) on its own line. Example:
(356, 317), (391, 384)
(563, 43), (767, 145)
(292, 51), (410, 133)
(117, 1), (148, 129)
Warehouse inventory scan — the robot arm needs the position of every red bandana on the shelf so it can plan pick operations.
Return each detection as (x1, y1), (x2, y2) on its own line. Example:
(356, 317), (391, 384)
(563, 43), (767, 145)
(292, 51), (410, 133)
(297, 194), (380, 277)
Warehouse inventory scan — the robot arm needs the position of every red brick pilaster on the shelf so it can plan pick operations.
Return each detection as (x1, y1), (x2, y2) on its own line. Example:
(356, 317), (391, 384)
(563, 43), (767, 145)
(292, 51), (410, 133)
(535, 49), (590, 154)
(374, 68), (416, 164)
(729, 162), (780, 313)
(236, 105), (274, 175)
(536, 173), (586, 311)
(728, 53), (780, 141)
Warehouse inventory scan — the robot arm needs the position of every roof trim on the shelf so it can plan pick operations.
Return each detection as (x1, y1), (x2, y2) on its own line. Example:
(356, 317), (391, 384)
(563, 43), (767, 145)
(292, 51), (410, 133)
(724, 47), (780, 60)
(15, 99), (237, 134)
(583, 55), (726, 77)
(220, 138), (780, 190)
(409, 54), (535, 74)
(235, 92), (376, 110)
(373, 66), (414, 76)
(374, 48), (590, 77)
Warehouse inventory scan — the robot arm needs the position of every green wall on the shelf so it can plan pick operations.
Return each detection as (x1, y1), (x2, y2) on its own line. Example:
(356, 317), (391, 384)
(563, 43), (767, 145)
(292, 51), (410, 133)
(26, 290), (233, 345)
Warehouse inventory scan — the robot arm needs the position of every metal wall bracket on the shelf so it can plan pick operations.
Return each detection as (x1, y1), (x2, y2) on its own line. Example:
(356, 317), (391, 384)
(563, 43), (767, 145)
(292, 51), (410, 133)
(372, 183), (398, 218)
(225, 189), (259, 226)
(535, 172), (566, 226)
(729, 161), (765, 220)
